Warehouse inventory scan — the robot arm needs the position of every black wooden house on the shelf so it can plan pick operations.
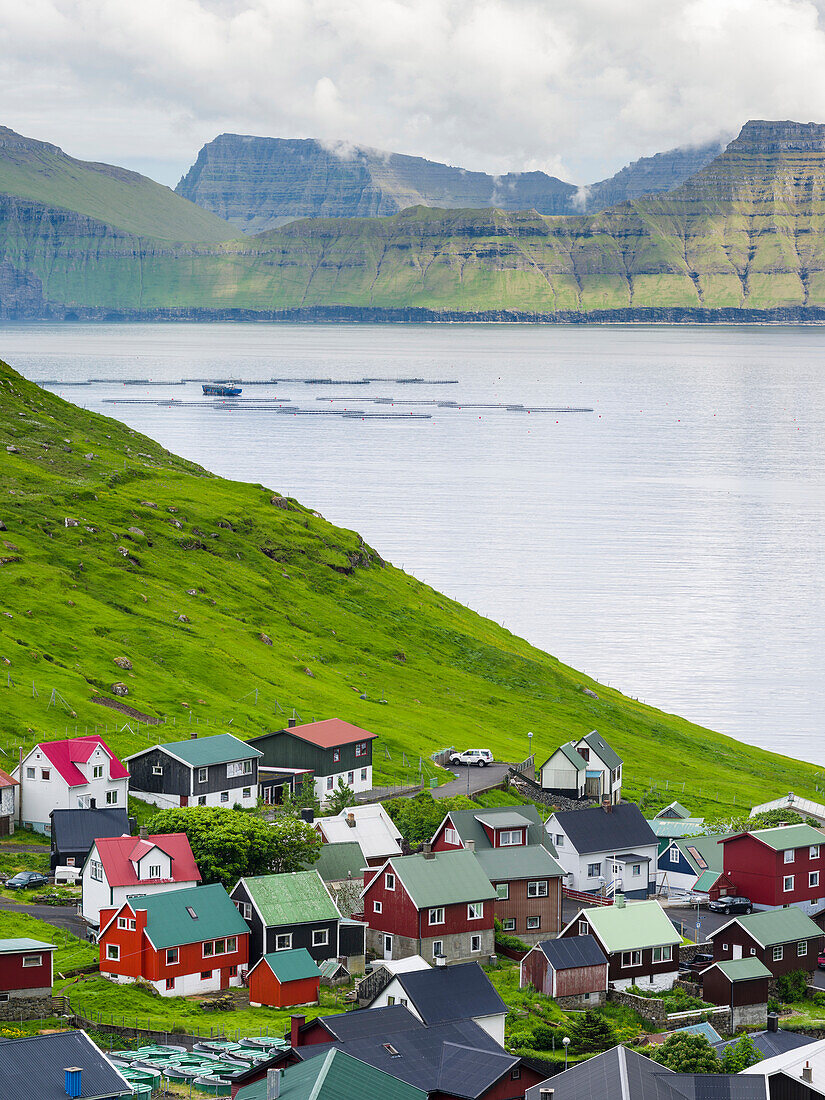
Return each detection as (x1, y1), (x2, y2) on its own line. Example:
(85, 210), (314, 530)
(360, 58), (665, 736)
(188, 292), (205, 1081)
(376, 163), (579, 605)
(248, 719), (376, 804)
(124, 734), (262, 809)
(230, 870), (344, 966)
(49, 807), (132, 871)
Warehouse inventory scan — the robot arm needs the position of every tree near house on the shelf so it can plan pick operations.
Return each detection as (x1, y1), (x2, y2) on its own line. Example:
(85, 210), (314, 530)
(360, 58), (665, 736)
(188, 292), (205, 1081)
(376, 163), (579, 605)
(325, 778), (357, 815)
(148, 806), (321, 889)
(721, 1035), (763, 1073)
(566, 1010), (617, 1055)
(280, 773), (321, 816)
(652, 1033), (722, 1073)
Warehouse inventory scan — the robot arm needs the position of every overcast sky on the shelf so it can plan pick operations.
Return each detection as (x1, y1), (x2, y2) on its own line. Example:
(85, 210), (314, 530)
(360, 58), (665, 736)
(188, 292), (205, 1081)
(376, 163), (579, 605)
(2, 0), (825, 187)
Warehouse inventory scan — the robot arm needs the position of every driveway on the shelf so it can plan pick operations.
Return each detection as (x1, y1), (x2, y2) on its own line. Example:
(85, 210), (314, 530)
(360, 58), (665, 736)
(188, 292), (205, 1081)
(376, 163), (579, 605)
(0, 895), (87, 939)
(432, 762), (514, 799)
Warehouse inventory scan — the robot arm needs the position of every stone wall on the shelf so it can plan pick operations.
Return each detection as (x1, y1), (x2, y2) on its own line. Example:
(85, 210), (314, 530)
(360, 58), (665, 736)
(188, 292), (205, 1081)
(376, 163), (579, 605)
(556, 991), (606, 1010)
(679, 942), (714, 964)
(606, 988), (732, 1034)
(732, 1003), (767, 1030)
(0, 994), (65, 1022)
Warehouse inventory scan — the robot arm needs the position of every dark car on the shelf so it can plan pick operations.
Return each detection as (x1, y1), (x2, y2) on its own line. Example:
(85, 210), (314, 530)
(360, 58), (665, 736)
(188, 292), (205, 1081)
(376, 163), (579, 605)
(685, 952), (714, 979)
(707, 895), (753, 915)
(5, 871), (49, 890)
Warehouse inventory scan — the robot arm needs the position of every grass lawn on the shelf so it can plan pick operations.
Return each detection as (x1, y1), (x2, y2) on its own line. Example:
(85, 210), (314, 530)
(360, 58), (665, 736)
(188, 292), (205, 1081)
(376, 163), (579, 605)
(58, 974), (351, 1040)
(0, 909), (97, 973)
(0, 828), (49, 847)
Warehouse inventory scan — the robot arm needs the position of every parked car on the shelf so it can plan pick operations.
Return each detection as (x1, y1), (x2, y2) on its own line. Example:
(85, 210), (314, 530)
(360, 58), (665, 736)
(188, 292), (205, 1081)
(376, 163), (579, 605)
(684, 952), (714, 979)
(449, 748), (494, 767)
(707, 895), (753, 915)
(5, 871), (49, 890)
(817, 952), (825, 971)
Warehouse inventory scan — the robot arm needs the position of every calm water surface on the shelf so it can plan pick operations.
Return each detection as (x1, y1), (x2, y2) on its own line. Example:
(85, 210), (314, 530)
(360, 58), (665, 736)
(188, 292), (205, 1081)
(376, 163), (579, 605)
(2, 323), (823, 766)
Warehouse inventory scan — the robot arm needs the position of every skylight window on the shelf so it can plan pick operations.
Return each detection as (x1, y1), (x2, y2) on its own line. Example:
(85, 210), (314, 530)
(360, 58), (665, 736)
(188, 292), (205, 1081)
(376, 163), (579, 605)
(383, 1044), (401, 1057)
(186, 906), (198, 919)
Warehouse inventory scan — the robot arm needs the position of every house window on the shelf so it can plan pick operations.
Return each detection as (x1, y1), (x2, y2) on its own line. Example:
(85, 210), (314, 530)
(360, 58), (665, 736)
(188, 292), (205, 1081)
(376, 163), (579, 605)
(0, 994), (9, 1002)
(201, 970), (212, 980)
(798, 942), (808, 957)
(811, 872), (820, 889)
(243, 787), (251, 799)
(669, 848), (679, 863)
(385, 873), (395, 891)
(632, 864), (641, 877)
(579, 920), (589, 935)
(235, 901), (252, 920)
(784, 850), (795, 864)
(41, 769), (50, 781)
(750, 948), (756, 955)
(229, 965), (238, 977)
(276, 934), (292, 950)
(784, 876), (794, 892)
(90, 860), (103, 882)
(653, 946), (672, 963)
(773, 946), (784, 961)
(360, 768), (368, 781)
(621, 951), (641, 967)
(468, 903), (483, 920)
(471, 935), (482, 952)
(166, 948), (179, 965)
(355, 741), (369, 757)
(587, 863), (601, 878)
(445, 827), (459, 846)
(226, 760), (253, 778)
(527, 916), (540, 930)
(326, 777), (334, 791)
(21, 955), (42, 968)
(117, 917), (128, 930)
(347, 772), (354, 785)
(220, 791), (229, 803)
(722, 943), (729, 951)
(166, 977), (175, 991)
(93, 765), (103, 779)
(527, 881), (548, 897)
(811, 846), (820, 859)
(502, 918), (516, 931)
(496, 883), (509, 900)
(106, 944), (120, 961)
(203, 942), (214, 957)
(148, 864), (162, 879)
(129, 921), (136, 931)
(198, 796), (206, 806)
(66, 858), (75, 867)
(555, 835), (564, 847)
(429, 907), (445, 925)
(106, 790), (118, 805)
(333, 749), (341, 763)
(373, 900), (383, 914)
(432, 940), (443, 958)
(387, 995), (395, 1006)
(152, 766), (163, 776)
(198, 768), (208, 783)
(312, 929), (329, 947)
(500, 830), (523, 846)
(25, 767), (34, 779)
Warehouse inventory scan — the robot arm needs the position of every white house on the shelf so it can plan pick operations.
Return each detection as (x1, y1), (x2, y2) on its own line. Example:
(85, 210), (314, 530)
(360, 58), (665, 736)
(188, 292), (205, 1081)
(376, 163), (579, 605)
(13, 736), (130, 834)
(315, 803), (403, 866)
(124, 734), (262, 810)
(546, 802), (658, 899)
(539, 730), (622, 804)
(81, 829), (201, 929)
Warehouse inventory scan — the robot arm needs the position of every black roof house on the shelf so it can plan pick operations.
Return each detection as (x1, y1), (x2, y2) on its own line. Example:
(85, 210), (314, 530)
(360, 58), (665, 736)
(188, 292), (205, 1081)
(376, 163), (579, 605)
(552, 802), (658, 854)
(49, 807), (131, 871)
(714, 1027), (817, 1060)
(366, 961), (507, 1025)
(0, 1030), (132, 1100)
(532, 934), (608, 970)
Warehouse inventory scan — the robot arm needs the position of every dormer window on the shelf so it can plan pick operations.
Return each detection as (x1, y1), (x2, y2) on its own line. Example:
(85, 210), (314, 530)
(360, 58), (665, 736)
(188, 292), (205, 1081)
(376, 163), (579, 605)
(148, 864), (162, 879)
(93, 765), (103, 779)
(499, 829), (523, 846)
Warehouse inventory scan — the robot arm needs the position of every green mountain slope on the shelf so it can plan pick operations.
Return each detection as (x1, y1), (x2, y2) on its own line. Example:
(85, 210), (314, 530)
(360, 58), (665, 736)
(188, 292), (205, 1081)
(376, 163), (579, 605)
(0, 126), (238, 242)
(0, 358), (818, 815)
(2, 119), (825, 318)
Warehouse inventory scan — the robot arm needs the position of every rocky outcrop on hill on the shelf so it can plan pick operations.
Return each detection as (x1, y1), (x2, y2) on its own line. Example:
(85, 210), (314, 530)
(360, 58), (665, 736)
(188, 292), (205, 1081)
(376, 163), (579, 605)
(585, 139), (727, 209)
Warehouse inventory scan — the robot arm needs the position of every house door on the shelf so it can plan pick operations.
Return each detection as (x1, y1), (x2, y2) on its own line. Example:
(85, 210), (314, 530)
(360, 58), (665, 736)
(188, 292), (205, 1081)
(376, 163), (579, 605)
(383, 935), (393, 960)
(585, 774), (601, 798)
(180, 796), (188, 807)
(732, 945), (743, 960)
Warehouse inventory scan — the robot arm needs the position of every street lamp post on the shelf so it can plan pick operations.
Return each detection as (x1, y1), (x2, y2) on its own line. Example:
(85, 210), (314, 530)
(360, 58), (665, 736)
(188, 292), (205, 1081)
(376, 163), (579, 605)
(527, 731), (533, 761)
(562, 1036), (570, 1070)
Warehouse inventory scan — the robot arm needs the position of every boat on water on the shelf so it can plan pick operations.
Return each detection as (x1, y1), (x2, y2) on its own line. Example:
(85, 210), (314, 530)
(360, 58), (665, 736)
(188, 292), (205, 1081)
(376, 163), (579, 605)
(202, 383), (242, 397)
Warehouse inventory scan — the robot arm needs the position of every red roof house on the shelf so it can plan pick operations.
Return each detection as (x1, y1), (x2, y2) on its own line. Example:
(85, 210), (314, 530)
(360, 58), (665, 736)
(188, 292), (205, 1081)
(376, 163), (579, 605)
(81, 829), (201, 928)
(14, 736), (129, 833)
(721, 824), (825, 910)
(249, 719), (378, 804)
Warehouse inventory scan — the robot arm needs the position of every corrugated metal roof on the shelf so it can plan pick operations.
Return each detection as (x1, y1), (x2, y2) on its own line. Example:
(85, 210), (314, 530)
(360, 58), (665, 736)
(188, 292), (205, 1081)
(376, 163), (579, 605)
(732, 824), (825, 852)
(272, 720), (378, 749)
(674, 1022), (723, 1043)
(676, 833), (730, 873)
(654, 802), (693, 820)
(254, 947), (320, 984)
(535, 934), (607, 970)
(386, 850), (496, 908)
(704, 958), (772, 982)
(717, 907), (823, 948)
(473, 811), (534, 830)
(132, 733), (262, 767)
(714, 1028), (817, 1059)
(311, 841), (367, 882)
(649, 819), (708, 839)
(50, 807), (130, 852)
(576, 899), (680, 953)
(693, 869), (723, 892)
(236, 1048), (427, 1100)
(316, 804), (402, 861)
(474, 845), (563, 882)
(551, 802), (657, 856)
(243, 870), (341, 927)
(388, 962), (507, 1024)
(581, 731), (622, 770)
(0, 938), (55, 953)
(525, 1044), (668, 1100)
(130, 882), (249, 950)
(0, 1030), (132, 1099)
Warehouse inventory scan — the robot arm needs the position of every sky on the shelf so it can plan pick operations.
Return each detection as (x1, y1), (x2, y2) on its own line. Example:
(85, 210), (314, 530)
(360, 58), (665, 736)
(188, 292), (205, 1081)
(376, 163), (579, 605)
(2, 0), (825, 187)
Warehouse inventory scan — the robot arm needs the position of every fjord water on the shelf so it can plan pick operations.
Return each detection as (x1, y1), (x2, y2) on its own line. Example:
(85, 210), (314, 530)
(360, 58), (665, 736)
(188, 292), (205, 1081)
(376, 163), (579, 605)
(5, 322), (824, 767)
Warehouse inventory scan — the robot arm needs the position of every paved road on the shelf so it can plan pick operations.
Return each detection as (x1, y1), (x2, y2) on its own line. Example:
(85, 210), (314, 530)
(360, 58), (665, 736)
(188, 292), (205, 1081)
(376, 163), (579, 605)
(0, 896), (87, 939)
(432, 763), (514, 799)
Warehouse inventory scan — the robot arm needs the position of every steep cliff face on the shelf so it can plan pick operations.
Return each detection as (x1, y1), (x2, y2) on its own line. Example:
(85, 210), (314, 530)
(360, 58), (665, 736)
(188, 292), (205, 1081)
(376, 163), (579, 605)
(586, 139), (726, 209)
(6, 120), (825, 319)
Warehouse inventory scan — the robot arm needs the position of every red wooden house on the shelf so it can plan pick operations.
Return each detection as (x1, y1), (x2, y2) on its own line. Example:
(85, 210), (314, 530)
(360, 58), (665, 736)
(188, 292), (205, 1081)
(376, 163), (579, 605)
(247, 948), (320, 1008)
(0, 938), (55, 1002)
(721, 824), (825, 910)
(99, 883), (249, 997)
(360, 847), (496, 964)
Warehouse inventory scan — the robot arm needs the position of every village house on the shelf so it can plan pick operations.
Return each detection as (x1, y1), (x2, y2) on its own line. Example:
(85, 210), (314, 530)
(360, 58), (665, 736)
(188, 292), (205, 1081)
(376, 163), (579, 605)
(98, 882), (249, 996)
(741, 1034), (825, 1098)
(0, 937), (55, 1003)
(49, 807), (131, 872)
(0, 768), (17, 836)
(713, 1014), (818, 1060)
(249, 719), (376, 803)
(316, 803), (403, 865)
(648, 816), (708, 858)
(13, 735), (129, 833)
(700, 958), (772, 1030)
(364, 960), (508, 1046)
(519, 935), (609, 1007)
(720, 824), (825, 912)
(230, 870), (345, 967)
(290, 1004), (546, 1100)
(431, 804), (564, 941)
(247, 948), (321, 1009)
(125, 733), (262, 809)
(656, 832), (735, 897)
(81, 828), (201, 929)
(545, 801), (658, 898)
(707, 908), (823, 979)
(360, 847), (496, 964)
(538, 730), (622, 803)
(233, 1048), (428, 1100)
(559, 896), (681, 991)
(0, 1031), (133, 1100)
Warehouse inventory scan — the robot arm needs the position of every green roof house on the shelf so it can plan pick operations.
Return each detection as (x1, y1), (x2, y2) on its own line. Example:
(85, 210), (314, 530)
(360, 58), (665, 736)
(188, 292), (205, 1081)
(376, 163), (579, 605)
(539, 730), (622, 805)
(709, 908), (823, 978)
(125, 733), (262, 811)
(230, 870), (346, 968)
(235, 1048), (428, 1100)
(560, 896), (680, 992)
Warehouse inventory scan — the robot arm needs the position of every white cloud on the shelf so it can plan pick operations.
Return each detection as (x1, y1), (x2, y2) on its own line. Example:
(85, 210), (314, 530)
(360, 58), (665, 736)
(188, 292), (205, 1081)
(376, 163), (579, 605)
(1, 0), (825, 185)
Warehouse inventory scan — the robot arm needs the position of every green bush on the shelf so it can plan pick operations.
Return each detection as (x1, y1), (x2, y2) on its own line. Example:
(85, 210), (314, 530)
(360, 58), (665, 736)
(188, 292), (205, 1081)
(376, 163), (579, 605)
(567, 1010), (617, 1055)
(775, 970), (809, 1003)
(531, 1023), (556, 1051)
(494, 918), (530, 954)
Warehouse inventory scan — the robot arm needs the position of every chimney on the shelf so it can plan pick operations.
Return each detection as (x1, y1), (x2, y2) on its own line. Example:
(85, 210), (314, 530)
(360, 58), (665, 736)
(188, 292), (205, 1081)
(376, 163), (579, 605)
(288, 717), (297, 729)
(139, 826), (148, 840)
(465, 839), (475, 852)
(267, 1068), (282, 1100)
(802, 1062), (813, 1084)
(602, 795), (612, 813)
(423, 842), (434, 860)
(64, 1068), (82, 1099)
(300, 808), (315, 824)
(614, 894), (625, 909)
(190, 732), (198, 740)
(767, 1012), (779, 1033)
(346, 812), (356, 828)
(290, 1014), (305, 1048)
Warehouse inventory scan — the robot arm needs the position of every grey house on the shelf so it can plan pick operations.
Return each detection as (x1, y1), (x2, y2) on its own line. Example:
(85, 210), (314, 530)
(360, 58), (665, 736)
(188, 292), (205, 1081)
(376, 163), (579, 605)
(125, 734), (261, 810)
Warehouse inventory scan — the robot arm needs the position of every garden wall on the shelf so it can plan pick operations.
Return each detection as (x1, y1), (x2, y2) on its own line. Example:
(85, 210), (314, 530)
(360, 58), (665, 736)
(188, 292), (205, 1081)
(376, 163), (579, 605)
(0, 994), (65, 1023)
(606, 988), (731, 1033)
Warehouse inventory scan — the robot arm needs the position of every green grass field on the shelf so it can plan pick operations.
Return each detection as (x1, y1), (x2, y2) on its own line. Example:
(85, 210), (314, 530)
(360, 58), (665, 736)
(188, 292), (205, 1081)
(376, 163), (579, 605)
(0, 356), (821, 818)
(0, 910), (97, 973)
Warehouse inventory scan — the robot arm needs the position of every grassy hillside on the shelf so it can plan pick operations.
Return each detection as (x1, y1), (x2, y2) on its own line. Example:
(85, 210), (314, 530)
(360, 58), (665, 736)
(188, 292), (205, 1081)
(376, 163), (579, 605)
(0, 358), (819, 817)
(0, 126), (237, 242)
